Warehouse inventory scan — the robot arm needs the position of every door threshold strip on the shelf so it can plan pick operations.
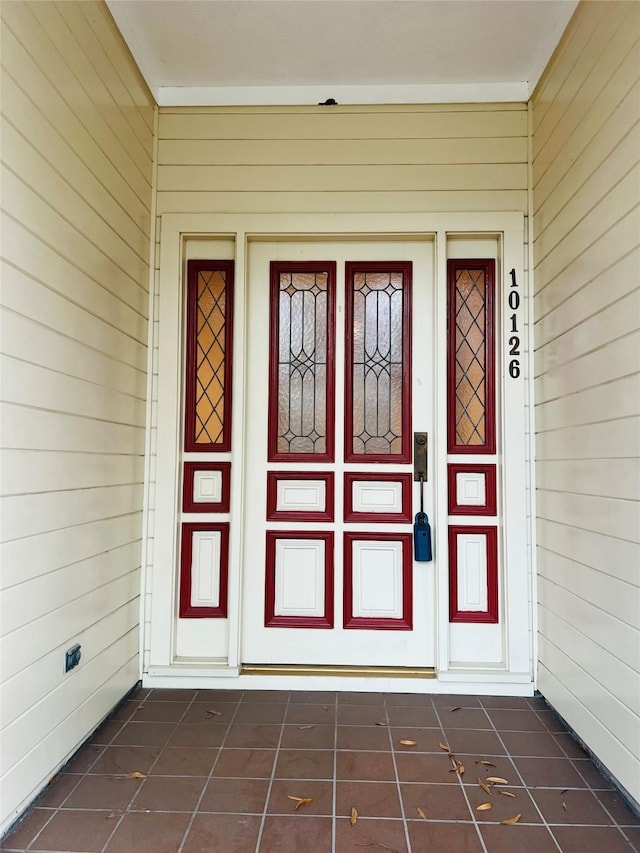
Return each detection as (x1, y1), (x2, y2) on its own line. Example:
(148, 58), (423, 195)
(241, 664), (437, 678)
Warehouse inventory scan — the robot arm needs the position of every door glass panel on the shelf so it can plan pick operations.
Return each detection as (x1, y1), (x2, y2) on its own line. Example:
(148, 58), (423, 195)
(448, 261), (495, 453)
(268, 262), (336, 460)
(345, 262), (412, 462)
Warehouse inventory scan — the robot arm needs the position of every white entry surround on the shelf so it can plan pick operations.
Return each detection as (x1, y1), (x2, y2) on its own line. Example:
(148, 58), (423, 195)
(143, 211), (534, 694)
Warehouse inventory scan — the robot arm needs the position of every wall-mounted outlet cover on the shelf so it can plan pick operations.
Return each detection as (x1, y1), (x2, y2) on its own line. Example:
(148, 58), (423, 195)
(65, 644), (81, 673)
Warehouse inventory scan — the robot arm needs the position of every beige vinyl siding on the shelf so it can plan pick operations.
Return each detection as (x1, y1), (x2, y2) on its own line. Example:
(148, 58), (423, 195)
(156, 103), (528, 215)
(0, 0), (154, 832)
(531, 0), (640, 805)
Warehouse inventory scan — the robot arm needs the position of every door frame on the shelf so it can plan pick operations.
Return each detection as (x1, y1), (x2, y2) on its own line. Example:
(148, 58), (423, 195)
(144, 211), (535, 694)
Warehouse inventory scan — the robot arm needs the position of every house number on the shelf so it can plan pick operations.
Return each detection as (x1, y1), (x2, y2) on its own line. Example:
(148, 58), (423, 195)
(508, 268), (521, 379)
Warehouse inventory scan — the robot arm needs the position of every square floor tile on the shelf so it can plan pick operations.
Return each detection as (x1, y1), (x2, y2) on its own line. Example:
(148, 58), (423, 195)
(129, 701), (190, 723)
(104, 811), (190, 852)
(536, 709), (566, 732)
(596, 791), (640, 826)
(432, 694), (481, 708)
(280, 724), (336, 750)
(385, 693), (436, 708)
(488, 709), (548, 732)
(268, 779), (334, 815)
(480, 696), (532, 710)
(338, 692), (386, 706)
(285, 703), (336, 725)
(479, 823), (559, 853)
(182, 702), (237, 723)
(146, 689), (197, 702)
(335, 816), (409, 853)
(199, 777), (269, 813)
(28, 809), (116, 852)
(35, 774), (80, 808)
(437, 728), (506, 756)
(150, 746), (219, 776)
(241, 690), (290, 703)
(500, 730), (566, 757)
(401, 782), (471, 821)
(194, 689), (244, 702)
(337, 725), (392, 751)
(111, 721), (175, 747)
(553, 732), (589, 759)
(336, 780), (402, 818)
(224, 723), (282, 748)
(336, 750), (396, 781)
(130, 775), (206, 811)
(275, 748), (335, 780)
(513, 756), (588, 788)
(259, 815), (332, 852)
(1, 808), (54, 851)
(407, 820), (482, 853)
(63, 775), (142, 810)
(213, 748), (276, 778)
(168, 723), (228, 748)
(88, 745), (161, 775)
(531, 788), (613, 824)
(337, 705), (391, 726)
(387, 706), (439, 727)
(63, 744), (104, 773)
(551, 825), (636, 852)
(90, 719), (127, 744)
(465, 783), (542, 823)
(395, 751), (460, 783)
(182, 814), (261, 853)
(289, 691), (337, 704)
(234, 703), (288, 724)
(572, 758), (615, 788)
(440, 708), (492, 729)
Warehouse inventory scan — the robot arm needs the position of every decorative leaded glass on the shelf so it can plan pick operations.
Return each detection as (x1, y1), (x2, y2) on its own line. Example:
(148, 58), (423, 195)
(269, 263), (335, 460)
(185, 261), (234, 452)
(447, 260), (495, 454)
(346, 263), (412, 462)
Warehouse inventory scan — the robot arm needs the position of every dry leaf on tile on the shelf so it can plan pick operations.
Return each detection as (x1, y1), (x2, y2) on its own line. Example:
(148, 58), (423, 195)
(399, 739), (417, 746)
(476, 803), (493, 811)
(136, 705), (145, 710)
(128, 771), (146, 779)
(449, 707), (461, 712)
(478, 778), (493, 796)
(297, 725), (315, 730)
(206, 709), (222, 718)
(499, 790), (517, 798)
(486, 777), (509, 785)
(350, 806), (358, 825)
(438, 741), (451, 752)
(500, 814), (522, 825)
(375, 720), (389, 726)
(562, 801), (568, 811)
(476, 759), (496, 767)
(417, 807), (427, 820)
(287, 795), (313, 811)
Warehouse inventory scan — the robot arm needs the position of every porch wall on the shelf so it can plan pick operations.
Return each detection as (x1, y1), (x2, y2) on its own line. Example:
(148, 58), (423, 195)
(531, 0), (640, 804)
(0, 0), (155, 832)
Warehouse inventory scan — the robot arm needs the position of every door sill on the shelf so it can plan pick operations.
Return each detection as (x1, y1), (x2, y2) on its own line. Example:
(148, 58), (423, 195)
(241, 664), (437, 679)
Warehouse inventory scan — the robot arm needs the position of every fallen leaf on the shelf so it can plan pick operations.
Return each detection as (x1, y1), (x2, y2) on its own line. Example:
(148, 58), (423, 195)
(206, 709), (222, 718)
(438, 741), (451, 752)
(417, 807), (427, 820)
(486, 776), (509, 785)
(501, 814), (522, 825)
(478, 778), (493, 796)
(129, 771), (146, 779)
(449, 707), (461, 712)
(499, 791), (517, 798)
(399, 739), (417, 746)
(375, 720), (389, 726)
(562, 801), (567, 811)
(297, 725), (315, 730)
(106, 810), (123, 819)
(322, 705), (330, 711)
(560, 789), (569, 794)
(48, 776), (58, 786)
(295, 798), (313, 810)
(350, 806), (358, 825)
(476, 759), (496, 767)
(136, 704), (145, 710)
(476, 802), (493, 811)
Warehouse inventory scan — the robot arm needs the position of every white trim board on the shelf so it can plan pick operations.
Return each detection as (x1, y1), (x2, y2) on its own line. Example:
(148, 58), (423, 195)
(157, 82), (529, 107)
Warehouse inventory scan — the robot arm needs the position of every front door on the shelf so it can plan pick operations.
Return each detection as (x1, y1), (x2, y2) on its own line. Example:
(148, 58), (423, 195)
(242, 239), (436, 668)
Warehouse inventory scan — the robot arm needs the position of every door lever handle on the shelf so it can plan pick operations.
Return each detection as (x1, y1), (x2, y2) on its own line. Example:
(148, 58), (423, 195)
(413, 432), (428, 482)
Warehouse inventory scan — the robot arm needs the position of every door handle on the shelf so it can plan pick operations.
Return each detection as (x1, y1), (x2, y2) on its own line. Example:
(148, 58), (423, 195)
(413, 432), (428, 482)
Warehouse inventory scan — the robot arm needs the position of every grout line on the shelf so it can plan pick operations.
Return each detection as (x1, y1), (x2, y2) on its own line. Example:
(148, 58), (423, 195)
(253, 691), (291, 853)
(173, 689), (241, 853)
(383, 693), (413, 853)
(479, 698), (563, 852)
(331, 691), (337, 853)
(431, 699), (490, 853)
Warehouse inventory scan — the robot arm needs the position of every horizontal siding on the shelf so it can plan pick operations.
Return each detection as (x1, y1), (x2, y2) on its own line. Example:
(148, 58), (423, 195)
(156, 103), (528, 216)
(0, 0), (154, 833)
(532, 0), (640, 806)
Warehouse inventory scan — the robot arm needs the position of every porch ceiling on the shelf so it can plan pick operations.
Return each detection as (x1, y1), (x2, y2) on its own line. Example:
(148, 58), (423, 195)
(106, 0), (579, 106)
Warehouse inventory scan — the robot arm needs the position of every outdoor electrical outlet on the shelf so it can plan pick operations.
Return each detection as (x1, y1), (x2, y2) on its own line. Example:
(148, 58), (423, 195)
(64, 644), (81, 673)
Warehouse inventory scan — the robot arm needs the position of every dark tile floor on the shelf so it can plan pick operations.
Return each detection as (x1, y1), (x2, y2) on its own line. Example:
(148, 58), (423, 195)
(3, 688), (639, 852)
